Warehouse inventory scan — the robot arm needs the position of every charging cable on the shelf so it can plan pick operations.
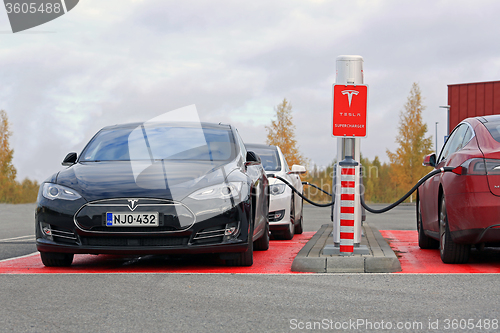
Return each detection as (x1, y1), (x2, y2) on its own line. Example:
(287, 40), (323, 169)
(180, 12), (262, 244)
(267, 166), (458, 213)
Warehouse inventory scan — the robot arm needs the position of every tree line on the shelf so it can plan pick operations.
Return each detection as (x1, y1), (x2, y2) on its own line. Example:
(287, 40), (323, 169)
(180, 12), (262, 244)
(0, 110), (39, 203)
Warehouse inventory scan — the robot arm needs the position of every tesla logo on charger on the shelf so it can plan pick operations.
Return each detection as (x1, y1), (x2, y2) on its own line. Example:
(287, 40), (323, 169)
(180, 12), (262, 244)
(332, 84), (368, 137)
(341, 90), (359, 107)
(127, 199), (139, 211)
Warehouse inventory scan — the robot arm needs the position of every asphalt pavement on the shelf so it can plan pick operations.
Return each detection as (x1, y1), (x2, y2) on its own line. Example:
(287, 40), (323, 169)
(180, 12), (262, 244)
(2, 203), (500, 333)
(0, 204), (37, 261)
(301, 203), (417, 232)
(1, 273), (500, 332)
(0, 203), (36, 239)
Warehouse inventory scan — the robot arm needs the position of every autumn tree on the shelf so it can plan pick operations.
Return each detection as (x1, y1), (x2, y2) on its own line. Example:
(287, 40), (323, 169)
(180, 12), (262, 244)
(0, 110), (39, 203)
(386, 83), (433, 202)
(364, 156), (398, 203)
(266, 98), (304, 167)
(0, 110), (17, 202)
(15, 178), (40, 203)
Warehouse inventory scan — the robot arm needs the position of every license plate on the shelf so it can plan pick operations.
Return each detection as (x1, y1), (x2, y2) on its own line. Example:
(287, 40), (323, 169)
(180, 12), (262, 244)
(106, 212), (159, 227)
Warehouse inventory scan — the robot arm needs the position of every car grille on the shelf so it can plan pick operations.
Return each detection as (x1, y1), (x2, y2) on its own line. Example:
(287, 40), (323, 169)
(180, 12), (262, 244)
(80, 236), (189, 247)
(90, 226), (178, 232)
(192, 225), (226, 245)
(74, 198), (196, 233)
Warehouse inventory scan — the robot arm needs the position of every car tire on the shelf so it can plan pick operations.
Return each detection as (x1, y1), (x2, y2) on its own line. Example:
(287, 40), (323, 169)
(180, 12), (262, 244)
(254, 220), (269, 251)
(439, 196), (470, 264)
(294, 197), (304, 234)
(281, 195), (295, 240)
(226, 235), (253, 266)
(417, 197), (438, 249)
(40, 252), (74, 267)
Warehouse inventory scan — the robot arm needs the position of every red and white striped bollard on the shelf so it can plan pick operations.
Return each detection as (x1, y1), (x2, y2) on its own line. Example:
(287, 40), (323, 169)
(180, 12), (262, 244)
(339, 166), (356, 254)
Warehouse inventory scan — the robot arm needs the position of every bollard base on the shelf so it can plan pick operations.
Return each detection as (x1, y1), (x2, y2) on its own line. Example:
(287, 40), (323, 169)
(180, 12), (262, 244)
(291, 223), (402, 273)
(322, 244), (371, 256)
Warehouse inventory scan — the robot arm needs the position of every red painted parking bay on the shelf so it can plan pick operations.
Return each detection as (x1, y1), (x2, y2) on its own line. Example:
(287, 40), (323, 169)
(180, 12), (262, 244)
(3, 231), (500, 274)
(0, 232), (314, 274)
(381, 230), (500, 273)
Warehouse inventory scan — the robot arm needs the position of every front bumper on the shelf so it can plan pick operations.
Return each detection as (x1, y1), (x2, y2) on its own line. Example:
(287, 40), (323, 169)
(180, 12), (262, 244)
(268, 190), (292, 230)
(36, 238), (249, 255)
(36, 197), (251, 255)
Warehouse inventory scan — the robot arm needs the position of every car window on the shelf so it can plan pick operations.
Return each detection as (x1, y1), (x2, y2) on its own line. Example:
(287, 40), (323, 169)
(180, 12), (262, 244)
(481, 120), (500, 144)
(247, 147), (281, 171)
(81, 125), (236, 162)
(438, 124), (468, 163)
(461, 127), (473, 148)
(234, 129), (247, 160)
(282, 152), (290, 172)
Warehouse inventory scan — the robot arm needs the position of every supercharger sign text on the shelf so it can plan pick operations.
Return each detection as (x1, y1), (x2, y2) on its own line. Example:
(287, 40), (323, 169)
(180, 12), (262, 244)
(332, 84), (368, 137)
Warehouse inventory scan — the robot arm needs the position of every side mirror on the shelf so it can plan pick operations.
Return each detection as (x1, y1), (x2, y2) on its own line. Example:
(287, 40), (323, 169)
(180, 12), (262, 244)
(422, 153), (436, 167)
(288, 164), (306, 174)
(245, 151), (261, 166)
(62, 152), (77, 166)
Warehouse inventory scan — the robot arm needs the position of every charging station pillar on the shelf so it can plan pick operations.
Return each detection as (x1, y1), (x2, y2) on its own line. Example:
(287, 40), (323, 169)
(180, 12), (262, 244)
(338, 163), (357, 253)
(328, 55), (368, 256)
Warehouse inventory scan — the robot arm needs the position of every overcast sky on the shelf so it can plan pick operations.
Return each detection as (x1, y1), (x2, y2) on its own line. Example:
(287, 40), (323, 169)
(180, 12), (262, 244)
(1, 0), (500, 182)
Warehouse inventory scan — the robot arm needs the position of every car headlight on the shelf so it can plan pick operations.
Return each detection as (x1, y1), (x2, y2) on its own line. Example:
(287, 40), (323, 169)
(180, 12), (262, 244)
(188, 182), (243, 200)
(42, 183), (82, 201)
(270, 184), (286, 195)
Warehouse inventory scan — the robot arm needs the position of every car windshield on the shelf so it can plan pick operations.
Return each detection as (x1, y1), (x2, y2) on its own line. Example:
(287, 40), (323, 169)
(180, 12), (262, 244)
(80, 124), (236, 162)
(248, 147), (281, 171)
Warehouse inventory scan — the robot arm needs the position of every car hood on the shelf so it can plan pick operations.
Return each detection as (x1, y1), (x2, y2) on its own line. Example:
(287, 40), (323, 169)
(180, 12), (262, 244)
(56, 160), (237, 202)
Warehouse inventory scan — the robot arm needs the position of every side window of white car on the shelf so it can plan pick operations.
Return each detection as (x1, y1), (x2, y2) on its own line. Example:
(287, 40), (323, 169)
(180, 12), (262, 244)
(278, 147), (290, 172)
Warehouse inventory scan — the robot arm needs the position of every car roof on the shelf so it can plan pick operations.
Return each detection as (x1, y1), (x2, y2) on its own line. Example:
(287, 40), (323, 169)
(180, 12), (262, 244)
(100, 122), (232, 131)
(477, 115), (500, 124)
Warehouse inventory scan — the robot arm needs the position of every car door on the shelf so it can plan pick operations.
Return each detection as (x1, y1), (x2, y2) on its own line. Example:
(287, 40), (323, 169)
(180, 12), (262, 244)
(420, 124), (470, 232)
(234, 131), (267, 239)
(289, 166), (303, 221)
(279, 148), (301, 221)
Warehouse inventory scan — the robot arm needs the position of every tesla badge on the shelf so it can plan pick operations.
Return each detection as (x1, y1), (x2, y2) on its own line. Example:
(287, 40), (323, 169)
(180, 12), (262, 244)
(127, 199), (139, 211)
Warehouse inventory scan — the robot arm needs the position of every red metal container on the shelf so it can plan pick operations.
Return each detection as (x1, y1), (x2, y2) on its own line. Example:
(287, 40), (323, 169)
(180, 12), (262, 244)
(448, 80), (500, 133)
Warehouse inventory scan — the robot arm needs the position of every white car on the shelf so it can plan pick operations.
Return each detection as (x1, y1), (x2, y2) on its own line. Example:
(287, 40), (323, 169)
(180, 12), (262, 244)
(246, 144), (306, 239)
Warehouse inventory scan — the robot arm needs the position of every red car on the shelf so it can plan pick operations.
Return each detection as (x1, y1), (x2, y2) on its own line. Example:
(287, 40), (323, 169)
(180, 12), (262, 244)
(418, 115), (500, 263)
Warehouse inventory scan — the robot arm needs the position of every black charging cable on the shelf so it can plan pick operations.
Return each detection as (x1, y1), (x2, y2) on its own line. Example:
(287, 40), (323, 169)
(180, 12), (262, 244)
(360, 167), (455, 213)
(301, 181), (333, 197)
(267, 166), (457, 213)
(267, 174), (334, 207)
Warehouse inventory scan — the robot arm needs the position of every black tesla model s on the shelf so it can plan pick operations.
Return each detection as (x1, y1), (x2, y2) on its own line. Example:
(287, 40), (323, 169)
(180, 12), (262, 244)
(36, 122), (269, 267)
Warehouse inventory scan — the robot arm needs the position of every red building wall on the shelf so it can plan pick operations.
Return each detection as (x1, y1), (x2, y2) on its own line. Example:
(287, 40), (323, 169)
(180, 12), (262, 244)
(448, 80), (500, 133)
